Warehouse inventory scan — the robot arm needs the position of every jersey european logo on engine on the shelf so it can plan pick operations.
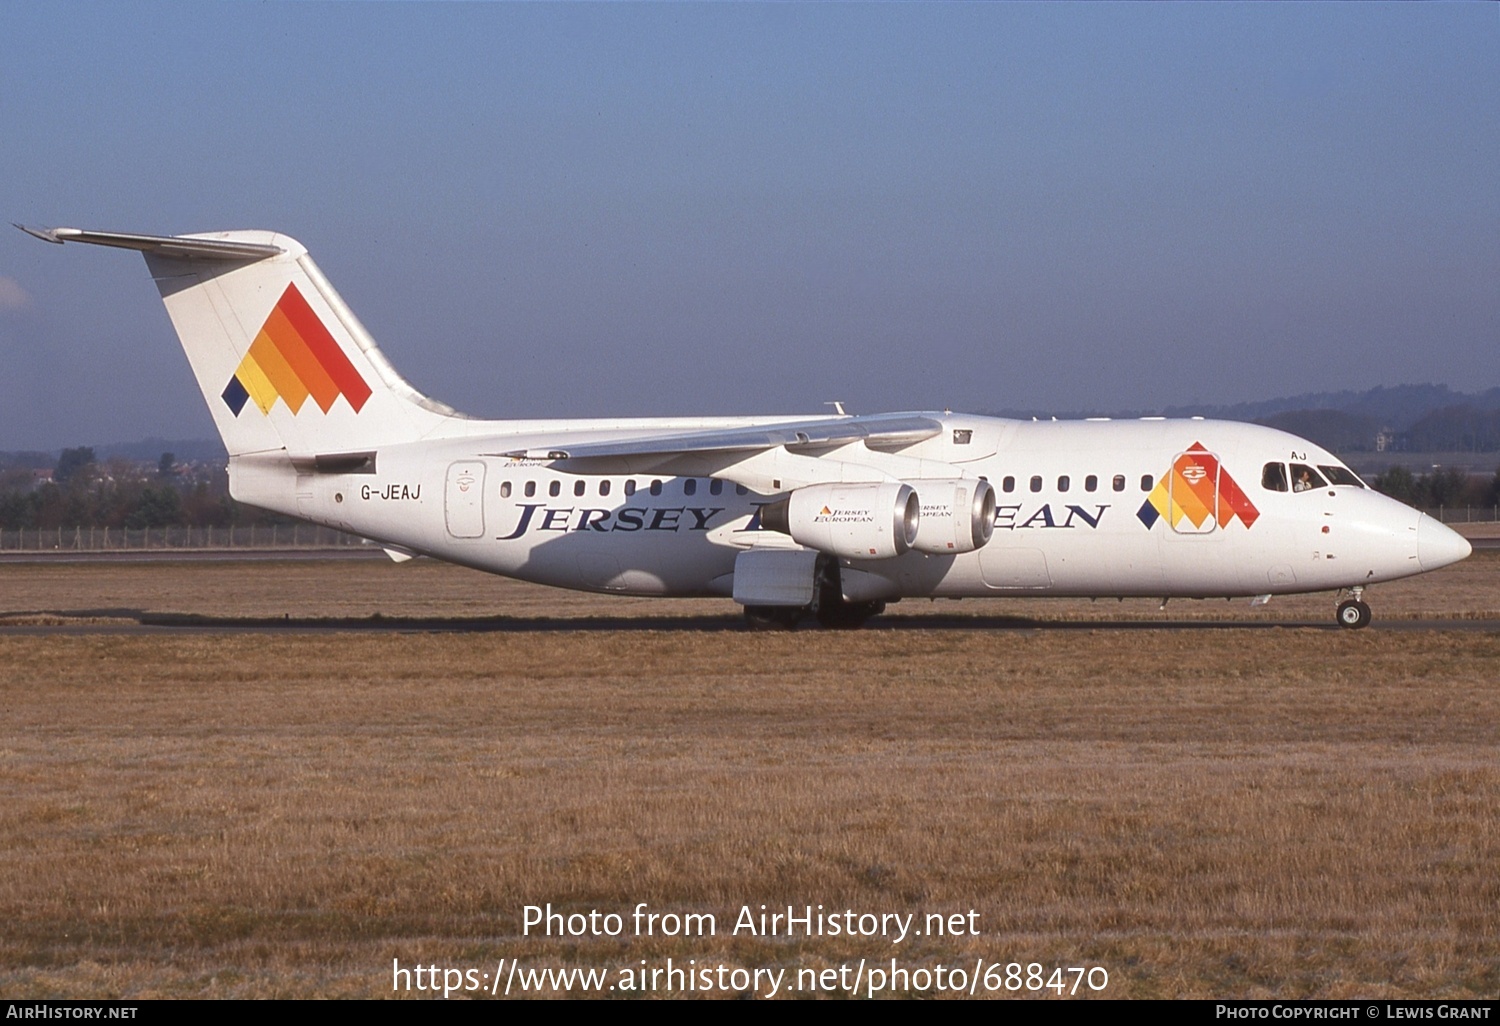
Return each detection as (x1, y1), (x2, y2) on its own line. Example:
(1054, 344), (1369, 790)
(220, 283), (373, 416)
(1137, 442), (1259, 530)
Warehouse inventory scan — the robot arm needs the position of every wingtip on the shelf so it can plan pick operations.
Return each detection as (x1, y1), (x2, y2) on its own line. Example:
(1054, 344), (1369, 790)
(14, 224), (66, 244)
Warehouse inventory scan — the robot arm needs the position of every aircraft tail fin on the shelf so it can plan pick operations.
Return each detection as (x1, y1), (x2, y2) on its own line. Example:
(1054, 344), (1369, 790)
(20, 226), (463, 457)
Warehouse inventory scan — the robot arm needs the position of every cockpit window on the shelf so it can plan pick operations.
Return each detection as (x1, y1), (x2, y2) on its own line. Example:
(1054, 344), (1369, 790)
(1318, 465), (1365, 488)
(1289, 464), (1328, 492)
(1262, 462), (1288, 492)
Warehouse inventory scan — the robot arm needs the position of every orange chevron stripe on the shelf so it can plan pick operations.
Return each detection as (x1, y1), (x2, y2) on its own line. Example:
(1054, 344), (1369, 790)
(260, 303), (340, 412)
(1169, 467), (1213, 528)
(275, 284), (372, 412)
(246, 331), (309, 413)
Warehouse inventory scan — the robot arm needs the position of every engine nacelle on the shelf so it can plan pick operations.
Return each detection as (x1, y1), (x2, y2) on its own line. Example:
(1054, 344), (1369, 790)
(911, 478), (996, 554)
(761, 482), (919, 560)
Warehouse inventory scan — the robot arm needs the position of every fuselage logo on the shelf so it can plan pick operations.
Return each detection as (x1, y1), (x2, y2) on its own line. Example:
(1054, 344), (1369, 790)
(813, 507), (875, 524)
(1137, 442), (1259, 530)
(221, 283), (373, 416)
(498, 504), (726, 539)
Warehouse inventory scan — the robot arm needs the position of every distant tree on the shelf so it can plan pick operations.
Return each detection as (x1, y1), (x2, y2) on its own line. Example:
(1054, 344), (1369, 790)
(0, 489), (34, 530)
(181, 481), (233, 527)
(53, 446), (96, 486)
(1425, 467), (1470, 509)
(124, 486), (183, 529)
(1372, 466), (1416, 504)
(157, 451), (177, 479)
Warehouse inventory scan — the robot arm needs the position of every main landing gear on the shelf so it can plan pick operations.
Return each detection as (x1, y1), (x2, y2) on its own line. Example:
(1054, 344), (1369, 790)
(744, 605), (804, 631)
(1335, 586), (1372, 630)
(742, 556), (886, 630)
(745, 599), (886, 631)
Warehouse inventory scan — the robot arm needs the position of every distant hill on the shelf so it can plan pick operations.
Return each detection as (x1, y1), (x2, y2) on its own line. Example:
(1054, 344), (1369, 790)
(992, 384), (1500, 455)
(91, 437), (228, 464)
(7, 383), (1500, 468)
(0, 438), (227, 469)
(996, 384), (1500, 428)
(1164, 385), (1500, 433)
(1253, 409), (1381, 453)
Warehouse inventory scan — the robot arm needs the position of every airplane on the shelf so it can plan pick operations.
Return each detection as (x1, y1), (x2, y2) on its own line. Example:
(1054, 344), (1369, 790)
(19, 224), (1472, 630)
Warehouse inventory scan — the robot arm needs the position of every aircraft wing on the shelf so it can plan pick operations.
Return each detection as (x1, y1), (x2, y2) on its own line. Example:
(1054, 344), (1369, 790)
(493, 413), (944, 461)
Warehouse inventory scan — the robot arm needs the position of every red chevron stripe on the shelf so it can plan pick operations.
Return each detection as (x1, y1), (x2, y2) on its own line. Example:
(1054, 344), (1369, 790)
(273, 283), (372, 413)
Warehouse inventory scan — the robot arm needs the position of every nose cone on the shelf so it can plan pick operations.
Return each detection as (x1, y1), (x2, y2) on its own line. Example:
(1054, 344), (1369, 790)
(1417, 515), (1473, 571)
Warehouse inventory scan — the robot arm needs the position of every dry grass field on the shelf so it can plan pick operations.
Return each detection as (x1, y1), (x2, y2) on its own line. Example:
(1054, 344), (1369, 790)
(0, 553), (1497, 999)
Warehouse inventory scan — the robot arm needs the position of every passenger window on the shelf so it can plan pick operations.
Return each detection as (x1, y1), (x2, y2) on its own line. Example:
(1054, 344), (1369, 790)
(500, 481), (511, 499)
(574, 480), (586, 497)
(624, 480), (636, 497)
(1029, 476), (1042, 493)
(599, 480), (611, 497)
(735, 484), (748, 495)
(1112, 475), (1125, 492)
(649, 480), (662, 497)
(1290, 464), (1327, 493)
(1141, 475), (1153, 491)
(1002, 476), (1015, 493)
(524, 481), (536, 498)
(684, 479), (697, 496)
(1058, 475), (1070, 492)
(709, 479), (723, 496)
(1262, 462), (1288, 492)
(549, 481), (561, 498)
(1319, 465), (1364, 488)
(1085, 475), (1097, 492)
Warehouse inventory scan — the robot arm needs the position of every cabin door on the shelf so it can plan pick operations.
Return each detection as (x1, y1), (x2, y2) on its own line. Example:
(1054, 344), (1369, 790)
(445, 461), (486, 538)
(1166, 448), (1222, 535)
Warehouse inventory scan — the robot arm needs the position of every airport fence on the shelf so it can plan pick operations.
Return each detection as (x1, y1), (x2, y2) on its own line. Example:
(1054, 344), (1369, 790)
(1427, 506), (1500, 525)
(0, 524), (366, 553)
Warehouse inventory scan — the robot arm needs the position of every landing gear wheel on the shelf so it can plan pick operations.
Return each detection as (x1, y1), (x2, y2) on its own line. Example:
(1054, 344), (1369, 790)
(815, 600), (885, 630)
(744, 605), (803, 631)
(1336, 599), (1372, 630)
(810, 554), (883, 629)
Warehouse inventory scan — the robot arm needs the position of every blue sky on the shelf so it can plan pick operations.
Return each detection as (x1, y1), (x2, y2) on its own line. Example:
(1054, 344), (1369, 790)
(1, 2), (1496, 451)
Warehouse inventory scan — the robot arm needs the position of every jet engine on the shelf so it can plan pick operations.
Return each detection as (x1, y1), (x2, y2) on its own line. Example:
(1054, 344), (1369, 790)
(910, 478), (997, 554)
(760, 482), (919, 559)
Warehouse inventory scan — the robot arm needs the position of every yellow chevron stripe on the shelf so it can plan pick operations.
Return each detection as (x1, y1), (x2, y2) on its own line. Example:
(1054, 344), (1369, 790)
(237, 352), (280, 415)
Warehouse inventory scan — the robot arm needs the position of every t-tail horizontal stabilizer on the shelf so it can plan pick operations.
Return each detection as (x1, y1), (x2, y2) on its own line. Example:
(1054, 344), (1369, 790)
(19, 223), (460, 459)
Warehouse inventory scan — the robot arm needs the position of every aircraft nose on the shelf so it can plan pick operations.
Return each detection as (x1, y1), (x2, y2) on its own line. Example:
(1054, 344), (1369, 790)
(1416, 515), (1473, 571)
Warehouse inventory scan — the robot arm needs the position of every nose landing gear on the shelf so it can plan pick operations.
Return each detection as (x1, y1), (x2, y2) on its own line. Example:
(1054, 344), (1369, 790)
(1336, 586), (1372, 630)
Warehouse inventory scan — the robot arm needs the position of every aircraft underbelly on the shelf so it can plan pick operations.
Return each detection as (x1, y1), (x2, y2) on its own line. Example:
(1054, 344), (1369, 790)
(499, 531), (736, 596)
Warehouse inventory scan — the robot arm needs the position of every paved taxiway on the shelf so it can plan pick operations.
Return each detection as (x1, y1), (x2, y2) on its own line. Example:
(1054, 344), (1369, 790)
(3, 539), (1494, 634)
(3, 613), (1496, 636)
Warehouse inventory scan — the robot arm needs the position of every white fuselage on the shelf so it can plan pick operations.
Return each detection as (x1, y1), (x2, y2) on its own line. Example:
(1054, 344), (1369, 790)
(231, 414), (1465, 602)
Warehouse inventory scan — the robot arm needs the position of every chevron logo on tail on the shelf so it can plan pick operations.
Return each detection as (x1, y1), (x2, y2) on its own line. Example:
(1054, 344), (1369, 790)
(221, 283), (371, 416)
